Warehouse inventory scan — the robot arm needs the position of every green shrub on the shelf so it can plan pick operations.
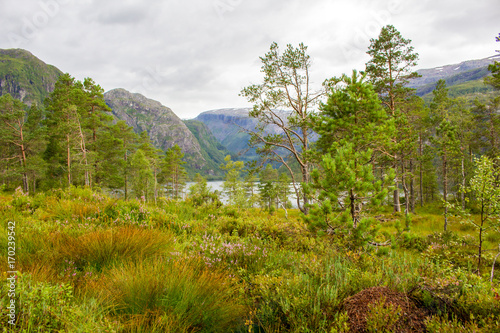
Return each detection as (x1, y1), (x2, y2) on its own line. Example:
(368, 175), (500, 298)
(399, 232), (430, 252)
(425, 315), (480, 333)
(10, 187), (31, 212)
(0, 273), (116, 332)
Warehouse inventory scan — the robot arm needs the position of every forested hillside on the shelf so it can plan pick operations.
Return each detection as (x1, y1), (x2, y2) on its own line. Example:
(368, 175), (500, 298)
(0, 49), (62, 106)
(183, 119), (232, 178)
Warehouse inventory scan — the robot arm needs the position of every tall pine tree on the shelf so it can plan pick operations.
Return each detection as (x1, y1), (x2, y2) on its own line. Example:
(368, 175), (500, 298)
(365, 25), (420, 213)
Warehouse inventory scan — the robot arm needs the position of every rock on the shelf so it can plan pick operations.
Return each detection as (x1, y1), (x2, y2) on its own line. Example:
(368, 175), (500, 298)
(104, 88), (206, 170)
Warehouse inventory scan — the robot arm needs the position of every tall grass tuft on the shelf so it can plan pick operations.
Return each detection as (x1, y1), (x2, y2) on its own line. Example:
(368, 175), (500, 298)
(52, 227), (173, 272)
(100, 258), (246, 332)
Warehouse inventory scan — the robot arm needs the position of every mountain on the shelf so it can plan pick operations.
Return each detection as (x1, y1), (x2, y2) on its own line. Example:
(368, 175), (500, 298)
(0, 48), (62, 106)
(409, 55), (500, 97)
(194, 108), (288, 160)
(194, 108), (256, 159)
(183, 120), (232, 178)
(104, 88), (220, 177)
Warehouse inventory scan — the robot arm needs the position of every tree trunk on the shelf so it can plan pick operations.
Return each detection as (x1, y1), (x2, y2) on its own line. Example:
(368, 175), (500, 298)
(478, 200), (485, 275)
(302, 164), (310, 215)
(443, 151), (448, 231)
(154, 166), (158, 205)
(461, 156), (466, 210)
(350, 188), (358, 228)
(401, 157), (409, 215)
(20, 158), (28, 194)
(77, 117), (90, 187)
(124, 150), (128, 200)
(410, 159), (415, 213)
(393, 162), (401, 212)
(419, 133), (424, 207)
(67, 134), (71, 187)
(18, 121), (29, 194)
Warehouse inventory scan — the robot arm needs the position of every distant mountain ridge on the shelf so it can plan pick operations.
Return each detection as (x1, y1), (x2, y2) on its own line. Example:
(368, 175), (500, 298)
(409, 55), (500, 96)
(195, 108), (254, 146)
(194, 108), (288, 160)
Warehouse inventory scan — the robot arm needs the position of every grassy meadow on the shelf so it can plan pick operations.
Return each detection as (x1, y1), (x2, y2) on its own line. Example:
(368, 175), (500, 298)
(1, 187), (500, 332)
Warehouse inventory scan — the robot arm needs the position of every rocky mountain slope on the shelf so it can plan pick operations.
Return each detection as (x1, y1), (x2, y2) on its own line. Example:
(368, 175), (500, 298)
(104, 88), (215, 175)
(194, 108), (288, 160)
(0, 48), (62, 106)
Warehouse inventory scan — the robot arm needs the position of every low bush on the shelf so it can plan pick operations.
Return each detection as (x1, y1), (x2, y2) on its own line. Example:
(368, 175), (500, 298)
(0, 273), (116, 332)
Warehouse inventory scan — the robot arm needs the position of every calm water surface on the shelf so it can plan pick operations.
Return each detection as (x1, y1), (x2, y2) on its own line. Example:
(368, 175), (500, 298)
(185, 181), (298, 208)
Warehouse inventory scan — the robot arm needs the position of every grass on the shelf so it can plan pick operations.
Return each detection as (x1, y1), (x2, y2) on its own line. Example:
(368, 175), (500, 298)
(51, 227), (173, 272)
(99, 258), (246, 332)
(1, 187), (499, 332)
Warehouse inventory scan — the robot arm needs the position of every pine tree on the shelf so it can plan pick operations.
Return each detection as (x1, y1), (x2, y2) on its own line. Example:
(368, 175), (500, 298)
(365, 25), (420, 213)
(136, 131), (163, 203)
(0, 95), (46, 193)
(258, 164), (279, 211)
(0, 94), (30, 192)
(276, 172), (291, 209)
(240, 42), (323, 214)
(23, 104), (47, 194)
(221, 155), (246, 207)
(453, 155), (500, 274)
(43, 74), (111, 189)
(44, 74), (84, 187)
(101, 121), (139, 199)
(396, 95), (428, 214)
(449, 97), (474, 210)
(429, 81), (461, 231)
(130, 149), (154, 200)
(310, 71), (394, 230)
(243, 161), (260, 208)
(81, 78), (112, 187)
(163, 144), (187, 199)
(472, 97), (500, 162)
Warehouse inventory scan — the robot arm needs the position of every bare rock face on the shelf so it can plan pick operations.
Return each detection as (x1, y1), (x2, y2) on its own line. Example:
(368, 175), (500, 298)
(104, 88), (206, 169)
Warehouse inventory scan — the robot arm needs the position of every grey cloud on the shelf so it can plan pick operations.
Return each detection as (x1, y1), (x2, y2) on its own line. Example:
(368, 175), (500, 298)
(93, 8), (148, 25)
(1, 0), (498, 119)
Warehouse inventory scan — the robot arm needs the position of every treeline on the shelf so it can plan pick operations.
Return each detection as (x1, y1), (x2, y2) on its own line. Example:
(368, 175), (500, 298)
(1, 28), (500, 224)
(0, 74), (187, 201)
(236, 27), (500, 232)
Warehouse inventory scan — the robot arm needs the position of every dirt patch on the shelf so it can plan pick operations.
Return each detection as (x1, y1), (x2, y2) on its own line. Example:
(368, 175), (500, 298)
(343, 286), (427, 333)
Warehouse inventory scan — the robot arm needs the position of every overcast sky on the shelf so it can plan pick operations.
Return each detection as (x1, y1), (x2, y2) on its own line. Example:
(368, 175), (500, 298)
(1, 0), (498, 119)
